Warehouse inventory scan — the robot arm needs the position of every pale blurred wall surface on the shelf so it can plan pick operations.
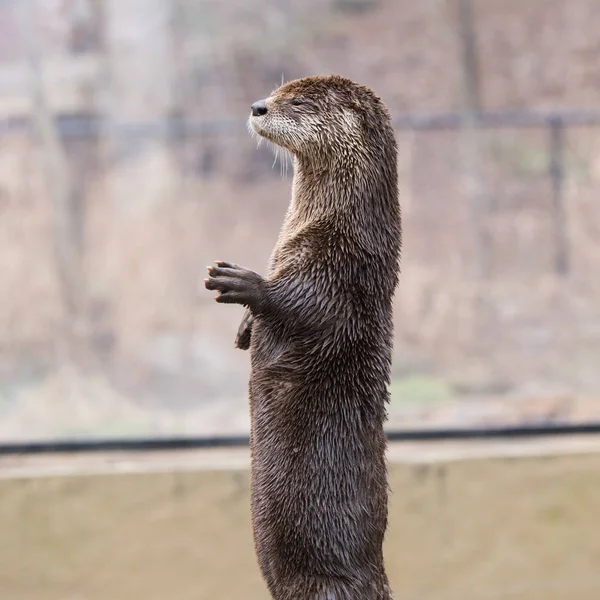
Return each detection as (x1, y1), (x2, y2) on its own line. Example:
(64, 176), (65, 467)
(0, 0), (600, 440)
(1, 445), (600, 599)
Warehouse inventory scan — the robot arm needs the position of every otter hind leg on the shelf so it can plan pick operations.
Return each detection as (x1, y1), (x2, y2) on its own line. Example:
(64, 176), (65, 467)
(277, 577), (391, 600)
(315, 585), (391, 600)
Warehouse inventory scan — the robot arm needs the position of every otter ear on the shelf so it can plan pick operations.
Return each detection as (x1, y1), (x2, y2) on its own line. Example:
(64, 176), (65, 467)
(349, 99), (362, 111)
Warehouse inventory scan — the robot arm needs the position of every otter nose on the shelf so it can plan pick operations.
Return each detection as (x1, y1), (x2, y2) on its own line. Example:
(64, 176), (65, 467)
(251, 100), (268, 117)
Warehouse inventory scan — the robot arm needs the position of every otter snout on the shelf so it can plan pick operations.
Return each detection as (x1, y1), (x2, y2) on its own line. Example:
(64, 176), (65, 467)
(251, 99), (268, 117)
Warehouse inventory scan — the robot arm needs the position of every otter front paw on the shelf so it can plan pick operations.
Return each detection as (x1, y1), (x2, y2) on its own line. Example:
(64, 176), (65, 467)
(205, 261), (265, 309)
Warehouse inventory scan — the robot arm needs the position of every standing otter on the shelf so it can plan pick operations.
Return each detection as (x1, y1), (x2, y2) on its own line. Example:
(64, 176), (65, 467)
(205, 75), (401, 600)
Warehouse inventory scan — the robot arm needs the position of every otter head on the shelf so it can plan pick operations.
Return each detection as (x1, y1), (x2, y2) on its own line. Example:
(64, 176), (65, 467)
(248, 75), (393, 164)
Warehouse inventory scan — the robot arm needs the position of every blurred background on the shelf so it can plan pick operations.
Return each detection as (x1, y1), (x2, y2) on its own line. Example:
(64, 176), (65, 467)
(1, 0), (600, 598)
(1, 0), (600, 441)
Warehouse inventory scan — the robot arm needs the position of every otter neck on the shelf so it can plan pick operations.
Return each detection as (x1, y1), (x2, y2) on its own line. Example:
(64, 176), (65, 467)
(290, 153), (365, 223)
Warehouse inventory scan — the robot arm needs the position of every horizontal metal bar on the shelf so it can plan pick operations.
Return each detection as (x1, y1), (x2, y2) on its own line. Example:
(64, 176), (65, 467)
(392, 109), (600, 130)
(0, 435), (250, 455)
(1, 422), (600, 455)
(2, 108), (600, 139)
(386, 422), (600, 441)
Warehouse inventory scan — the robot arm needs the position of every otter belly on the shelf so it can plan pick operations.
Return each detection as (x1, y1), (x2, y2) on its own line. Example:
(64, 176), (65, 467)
(248, 320), (389, 592)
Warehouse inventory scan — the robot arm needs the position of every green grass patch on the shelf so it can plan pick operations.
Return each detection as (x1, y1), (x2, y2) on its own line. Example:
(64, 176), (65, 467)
(389, 375), (453, 405)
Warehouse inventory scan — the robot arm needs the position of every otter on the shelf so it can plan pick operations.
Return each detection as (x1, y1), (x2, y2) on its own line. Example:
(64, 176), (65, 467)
(204, 75), (401, 600)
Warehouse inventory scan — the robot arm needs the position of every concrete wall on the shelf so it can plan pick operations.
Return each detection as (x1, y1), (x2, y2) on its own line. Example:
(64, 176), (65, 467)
(1, 440), (600, 600)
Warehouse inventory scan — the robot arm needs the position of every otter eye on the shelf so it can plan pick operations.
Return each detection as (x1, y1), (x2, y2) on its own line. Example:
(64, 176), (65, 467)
(290, 98), (307, 106)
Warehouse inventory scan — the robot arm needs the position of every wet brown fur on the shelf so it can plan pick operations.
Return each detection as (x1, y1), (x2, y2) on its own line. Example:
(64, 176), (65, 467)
(205, 75), (401, 599)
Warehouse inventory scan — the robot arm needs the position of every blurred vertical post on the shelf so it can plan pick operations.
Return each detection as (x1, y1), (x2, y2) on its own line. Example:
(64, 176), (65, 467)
(17, 0), (88, 362)
(548, 117), (569, 275)
(103, 0), (176, 381)
(104, 0), (174, 204)
(455, 0), (489, 278)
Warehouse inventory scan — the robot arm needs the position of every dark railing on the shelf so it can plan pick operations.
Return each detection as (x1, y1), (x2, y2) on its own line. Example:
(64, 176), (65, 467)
(2, 422), (600, 456)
